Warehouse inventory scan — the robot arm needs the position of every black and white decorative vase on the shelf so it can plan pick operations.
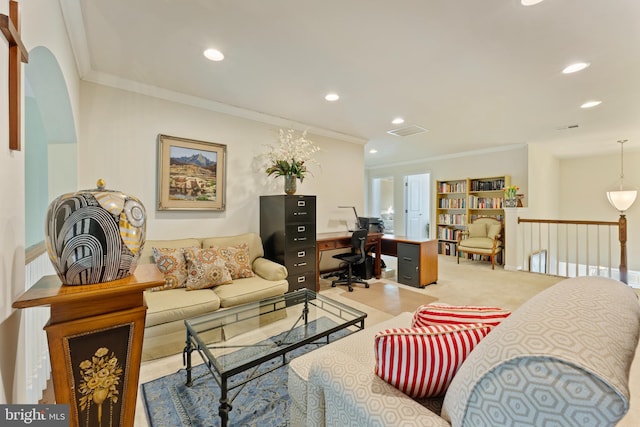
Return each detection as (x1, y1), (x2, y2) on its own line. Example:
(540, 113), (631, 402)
(44, 179), (147, 285)
(504, 198), (518, 208)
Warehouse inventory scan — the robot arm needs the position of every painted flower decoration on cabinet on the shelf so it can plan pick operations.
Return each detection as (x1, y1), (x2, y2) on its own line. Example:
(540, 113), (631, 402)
(78, 347), (123, 426)
(264, 129), (320, 182)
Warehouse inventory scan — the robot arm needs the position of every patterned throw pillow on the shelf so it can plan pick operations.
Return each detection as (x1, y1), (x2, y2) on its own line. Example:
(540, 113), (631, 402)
(208, 243), (255, 279)
(374, 323), (491, 398)
(183, 248), (233, 290)
(412, 303), (511, 328)
(150, 247), (189, 291)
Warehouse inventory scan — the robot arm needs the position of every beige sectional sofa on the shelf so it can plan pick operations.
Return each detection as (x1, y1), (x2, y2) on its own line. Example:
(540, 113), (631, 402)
(139, 232), (289, 360)
(289, 276), (640, 426)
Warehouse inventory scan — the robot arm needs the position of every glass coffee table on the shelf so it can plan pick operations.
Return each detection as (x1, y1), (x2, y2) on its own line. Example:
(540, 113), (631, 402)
(183, 288), (367, 427)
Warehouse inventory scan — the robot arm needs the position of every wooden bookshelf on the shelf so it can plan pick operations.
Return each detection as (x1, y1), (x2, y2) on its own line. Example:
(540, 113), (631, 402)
(436, 175), (510, 260)
(436, 178), (467, 257)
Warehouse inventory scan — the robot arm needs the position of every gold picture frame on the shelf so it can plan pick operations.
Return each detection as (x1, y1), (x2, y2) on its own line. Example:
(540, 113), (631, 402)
(157, 134), (226, 210)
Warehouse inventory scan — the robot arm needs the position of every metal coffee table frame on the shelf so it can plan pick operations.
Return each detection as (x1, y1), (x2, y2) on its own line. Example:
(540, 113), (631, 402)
(183, 288), (367, 427)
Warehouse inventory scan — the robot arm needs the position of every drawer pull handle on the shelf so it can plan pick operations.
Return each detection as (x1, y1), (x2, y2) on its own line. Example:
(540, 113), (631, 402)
(298, 201), (306, 207)
(402, 275), (412, 280)
(402, 257), (413, 261)
(295, 237), (307, 241)
(298, 226), (306, 232)
(297, 276), (306, 283)
(295, 262), (307, 267)
(297, 251), (305, 257)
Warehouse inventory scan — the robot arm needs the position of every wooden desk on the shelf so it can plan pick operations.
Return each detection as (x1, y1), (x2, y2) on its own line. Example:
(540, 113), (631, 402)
(316, 231), (383, 290)
(12, 264), (164, 427)
(381, 235), (438, 287)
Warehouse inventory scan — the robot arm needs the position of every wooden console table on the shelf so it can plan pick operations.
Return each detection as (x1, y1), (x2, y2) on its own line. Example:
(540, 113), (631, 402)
(12, 263), (163, 427)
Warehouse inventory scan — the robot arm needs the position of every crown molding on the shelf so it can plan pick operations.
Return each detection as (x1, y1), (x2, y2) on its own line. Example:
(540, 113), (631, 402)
(365, 143), (527, 170)
(59, 0), (366, 145)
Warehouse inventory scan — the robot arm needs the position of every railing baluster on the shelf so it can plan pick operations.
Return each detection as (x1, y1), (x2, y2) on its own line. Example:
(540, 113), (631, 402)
(596, 225), (600, 276)
(586, 224), (590, 276)
(555, 224), (560, 276)
(608, 225), (612, 278)
(574, 224), (578, 277)
(517, 218), (624, 282)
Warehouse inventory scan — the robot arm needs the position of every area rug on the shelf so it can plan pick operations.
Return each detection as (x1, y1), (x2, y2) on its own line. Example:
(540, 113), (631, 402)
(141, 317), (352, 427)
(341, 282), (438, 315)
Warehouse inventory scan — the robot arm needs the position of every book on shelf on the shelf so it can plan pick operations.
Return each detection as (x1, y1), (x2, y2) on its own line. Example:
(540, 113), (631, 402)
(438, 241), (458, 256)
(437, 213), (466, 225)
(468, 196), (504, 209)
(470, 178), (505, 192)
(437, 226), (462, 241)
(438, 181), (466, 193)
(439, 197), (466, 209)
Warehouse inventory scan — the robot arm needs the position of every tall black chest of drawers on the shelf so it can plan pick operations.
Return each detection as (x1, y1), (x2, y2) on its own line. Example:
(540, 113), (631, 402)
(260, 195), (317, 292)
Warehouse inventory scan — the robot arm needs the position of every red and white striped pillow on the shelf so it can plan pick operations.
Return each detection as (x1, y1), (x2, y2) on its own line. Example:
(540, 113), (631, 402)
(412, 303), (511, 328)
(374, 323), (491, 398)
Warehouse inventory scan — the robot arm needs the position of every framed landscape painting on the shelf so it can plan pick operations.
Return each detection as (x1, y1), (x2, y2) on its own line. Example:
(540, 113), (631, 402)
(157, 134), (226, 210)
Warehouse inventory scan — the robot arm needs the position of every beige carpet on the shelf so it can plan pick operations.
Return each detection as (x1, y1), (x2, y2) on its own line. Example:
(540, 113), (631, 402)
(340, 282), (438, 315)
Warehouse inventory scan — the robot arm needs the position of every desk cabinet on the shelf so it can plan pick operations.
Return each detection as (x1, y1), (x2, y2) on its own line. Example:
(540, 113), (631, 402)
(260, 195), (316, 292)
(381, 236), (438, 287)
(398, 243), (421, 287)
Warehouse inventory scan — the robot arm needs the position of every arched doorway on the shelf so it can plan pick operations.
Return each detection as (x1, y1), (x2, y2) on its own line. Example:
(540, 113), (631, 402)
(24, 46), (77, 247)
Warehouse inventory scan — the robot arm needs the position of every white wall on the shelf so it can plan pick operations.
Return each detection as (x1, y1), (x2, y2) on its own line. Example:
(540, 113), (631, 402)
(367, 141), (639, 273)
(79, 82), (365, 238)
(527, 143), (560, 218)
(559, 151), (640, 270)
(366, 145), (528, 236)
(0, 0), (80, 404)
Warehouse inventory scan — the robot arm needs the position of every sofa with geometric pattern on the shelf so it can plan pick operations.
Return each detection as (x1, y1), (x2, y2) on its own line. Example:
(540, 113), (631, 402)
(288, 276), (640, 426)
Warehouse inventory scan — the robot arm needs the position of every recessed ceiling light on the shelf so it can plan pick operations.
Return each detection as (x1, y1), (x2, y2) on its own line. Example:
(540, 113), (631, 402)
(521, 0), (544, 5)
(369, 149), (378, 154)
(204, 48), (224, 61)
(581, 100), (602, 109)
(325, 93), (339, 102)
(562, 62), (590, 74)
(392, 117), (405, 125)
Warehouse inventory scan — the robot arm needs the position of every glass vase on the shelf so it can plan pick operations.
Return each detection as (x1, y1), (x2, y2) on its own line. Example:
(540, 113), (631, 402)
(284, 175), (297, 195)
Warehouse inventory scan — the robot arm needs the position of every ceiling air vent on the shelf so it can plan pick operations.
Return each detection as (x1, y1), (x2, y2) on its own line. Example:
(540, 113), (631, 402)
(387, 125), (428, 137)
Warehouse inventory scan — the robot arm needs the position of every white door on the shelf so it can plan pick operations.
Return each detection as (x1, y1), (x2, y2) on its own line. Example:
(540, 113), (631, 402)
(405, 173), (430, 238)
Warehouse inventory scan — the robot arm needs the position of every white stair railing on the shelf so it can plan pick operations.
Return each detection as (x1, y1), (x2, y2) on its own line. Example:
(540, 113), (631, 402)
(24, 243), (53, 403)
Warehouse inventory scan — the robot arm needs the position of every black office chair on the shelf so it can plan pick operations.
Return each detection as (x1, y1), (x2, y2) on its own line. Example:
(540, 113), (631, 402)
(331, 229), (370, 292)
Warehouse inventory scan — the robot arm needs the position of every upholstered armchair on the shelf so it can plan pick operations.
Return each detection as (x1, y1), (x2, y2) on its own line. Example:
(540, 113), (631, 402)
(456, 217), (502, 269)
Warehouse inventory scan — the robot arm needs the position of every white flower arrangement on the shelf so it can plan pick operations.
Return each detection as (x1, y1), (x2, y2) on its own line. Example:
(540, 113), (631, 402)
(265, 129), (320, 182)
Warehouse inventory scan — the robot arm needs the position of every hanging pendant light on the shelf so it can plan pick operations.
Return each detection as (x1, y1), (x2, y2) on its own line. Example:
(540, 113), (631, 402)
(606, 139), (637, 213)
